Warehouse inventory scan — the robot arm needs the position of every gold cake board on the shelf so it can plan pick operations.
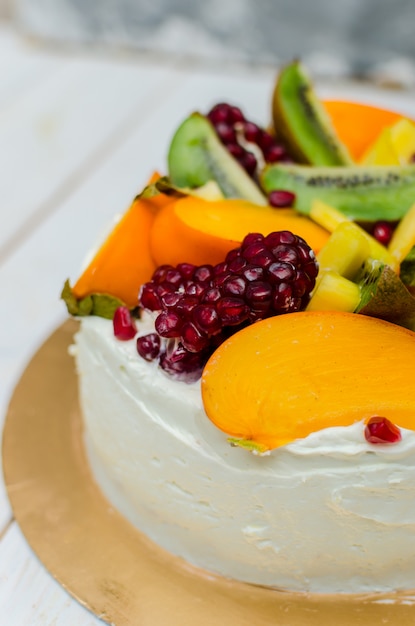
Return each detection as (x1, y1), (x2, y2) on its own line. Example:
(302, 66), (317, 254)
(2, 320), (414, 625)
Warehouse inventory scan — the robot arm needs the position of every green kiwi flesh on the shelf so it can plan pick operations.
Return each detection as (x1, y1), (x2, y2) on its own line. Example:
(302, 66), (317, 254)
(261, 163), (415, 221)
(167, 113), (266, 205)
(272, 60), (353, 166)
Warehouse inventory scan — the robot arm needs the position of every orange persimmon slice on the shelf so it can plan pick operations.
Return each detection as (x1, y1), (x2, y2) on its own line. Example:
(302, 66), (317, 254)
(72, 173), (174, 308)
(150, 196), (329, 268)
(202, 311), (415, 450)
(324, 100), (405, 161)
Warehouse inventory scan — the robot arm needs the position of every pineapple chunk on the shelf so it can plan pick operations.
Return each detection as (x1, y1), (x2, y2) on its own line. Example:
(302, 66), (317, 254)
(312, 201), (398, 270)
(307, 271), (361, 312)
(310, 200), (348, 232)
(317, 222), (370, 280)
(388, 202), (415, 264)
(360, 118), (415, 165)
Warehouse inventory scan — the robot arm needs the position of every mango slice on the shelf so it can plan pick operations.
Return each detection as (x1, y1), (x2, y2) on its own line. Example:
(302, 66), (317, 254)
(360, 118), (415, 165)
(201, 311), (415, 450)
(150, 196), (329, 267)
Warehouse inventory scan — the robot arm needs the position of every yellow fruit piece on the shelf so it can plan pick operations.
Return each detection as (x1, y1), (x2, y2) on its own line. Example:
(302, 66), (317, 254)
(317, 222), (370, 280)
(388, 201), (415, 264)
(360, 127), (400, 165)
(201, 312), (415, 450)
(310, 199), (348, 232)
(390, 119), (415, 163)
(306, 271), (361, 312)
(360, 117), (415, 165)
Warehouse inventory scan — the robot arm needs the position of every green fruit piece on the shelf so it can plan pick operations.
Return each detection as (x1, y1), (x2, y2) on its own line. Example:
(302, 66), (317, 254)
(261, 162), (415, 222)
(306, 271), (361, 313)
(272, 60), (353, 166)
(356, 261), (415, 330)
(168, 113), (266, 205)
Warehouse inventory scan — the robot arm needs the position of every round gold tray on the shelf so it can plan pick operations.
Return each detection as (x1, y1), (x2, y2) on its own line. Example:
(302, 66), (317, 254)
(2, 320), (414, 625)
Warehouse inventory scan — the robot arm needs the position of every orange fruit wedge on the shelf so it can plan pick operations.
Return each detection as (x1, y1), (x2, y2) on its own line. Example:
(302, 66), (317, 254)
(150, 196), (329, 268)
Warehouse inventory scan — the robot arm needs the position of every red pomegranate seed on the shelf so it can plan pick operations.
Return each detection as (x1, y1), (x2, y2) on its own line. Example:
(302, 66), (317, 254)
(136, 333), (161, 361)
(365, 416), (402, 444)
(176, 262), (196, 280)
(372, 221), (394, 246)
(243, 121), (261, 143)
(229, 105), (245, 124)
(265, 144), (287, 163)
(240, 151), (257, 175)
(155, 311), (183, 338)
(192, 304), (222, 334)
(222, 276), (247, 296)
(215, 122), (237, 144)
(113, 306), (137, 341)
(268, 190), (296, 208)
(207, 103), (231, 124)
(258, 131), (275, 152)
(216, 297), (250, 325)
(227, 143), (245, 159)
(181, 322), (209, 353)
(139, 283), (162, 311)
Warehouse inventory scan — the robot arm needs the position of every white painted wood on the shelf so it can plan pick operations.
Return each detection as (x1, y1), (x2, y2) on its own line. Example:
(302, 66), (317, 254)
(0, 522), (102, 625)
(0, 48), (179, 259)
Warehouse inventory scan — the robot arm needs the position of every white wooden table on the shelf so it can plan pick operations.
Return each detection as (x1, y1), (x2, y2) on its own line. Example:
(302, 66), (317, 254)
(1, 24), (415, 625)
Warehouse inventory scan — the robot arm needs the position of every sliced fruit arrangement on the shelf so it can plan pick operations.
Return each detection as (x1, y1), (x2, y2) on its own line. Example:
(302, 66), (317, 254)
(62, 58), (415, 448)
(201, 311), (415, 450)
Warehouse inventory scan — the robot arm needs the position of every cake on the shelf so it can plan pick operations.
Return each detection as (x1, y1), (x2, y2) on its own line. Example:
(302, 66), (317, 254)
(64, 60), (415, 596)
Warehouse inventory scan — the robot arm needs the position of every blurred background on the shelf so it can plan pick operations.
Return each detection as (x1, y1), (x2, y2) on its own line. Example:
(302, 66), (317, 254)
(1, 0), (415, 86)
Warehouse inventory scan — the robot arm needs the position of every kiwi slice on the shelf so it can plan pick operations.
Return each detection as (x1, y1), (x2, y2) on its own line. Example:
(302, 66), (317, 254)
(168, 113), (267, 205)
(272, 60), (353, 166)
(261, 162), (415, 222)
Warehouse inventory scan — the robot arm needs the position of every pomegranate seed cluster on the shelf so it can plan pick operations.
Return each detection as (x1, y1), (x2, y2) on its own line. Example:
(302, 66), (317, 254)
(136, 231), (318, 382)
(207, 102), (292, 179)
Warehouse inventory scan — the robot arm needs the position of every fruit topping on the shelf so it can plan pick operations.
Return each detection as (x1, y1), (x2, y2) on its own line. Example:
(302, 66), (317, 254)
(364, 416), (402, 444)
(372, 221), (395, 246)
(113, 306), (137, 340)
(201, 311), (415, 450)
(138, 231), (318, 381)
(272, 61), (353, 166)
(268, 190), (296, 208)
(261, 163), (415, 222)
(167, 113), (267, 205)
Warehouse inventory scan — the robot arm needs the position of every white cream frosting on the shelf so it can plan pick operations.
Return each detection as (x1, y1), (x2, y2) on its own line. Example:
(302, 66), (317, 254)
(73, 313), (415, 594)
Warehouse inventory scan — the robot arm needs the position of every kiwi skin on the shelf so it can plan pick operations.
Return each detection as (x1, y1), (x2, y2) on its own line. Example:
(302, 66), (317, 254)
(272, 60), (353, 166)
(261, 162), (415, 222)
(168, 113), (266, 205)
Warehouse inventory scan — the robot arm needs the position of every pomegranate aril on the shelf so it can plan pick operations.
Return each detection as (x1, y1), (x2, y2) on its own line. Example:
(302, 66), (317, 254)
(245, 281), (272, 304)
(365, 416), (402, 444)
(140, 283), (162, 311)
(240, 151), (257, 176)
(193, 304), (222, 334)
(372, 221), (394, 246)
(217, 297), (250, 325)
(227, 143), (244, 159)
(271, 244), (300, 264)
(177, 262), (196, 280)
(202, 287), (222, 303)
(269, 261), (296, 283)
(268, 190), (296, 208)
(165, 268), (183, 287)
(155, 311), (183, 338)
(273, 283), (293, 311)
(151, 264), (173, 284)
(176, 295), (200, 317)
(242, 232), (264, 247)
(194, 265), (214, 283)
(229, 105), (245, 124)
(161, 292), (182, 308)
(243, 121), (261, 143)
(113, 307), (137, 341)
(264, 144), (287, 163)
(242, 265), (265, 282)
(137, 333), (161, 361)
(207, 103), (231, 125)
(181, 322), (210, 353)
(258, 131), (275, 152)
(159, 344), (206, 384)
(216, 122), (237, 144)
(227, 256), (247, 273)
(222, 276), (247, 296)
(185, 282), (205, 297)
